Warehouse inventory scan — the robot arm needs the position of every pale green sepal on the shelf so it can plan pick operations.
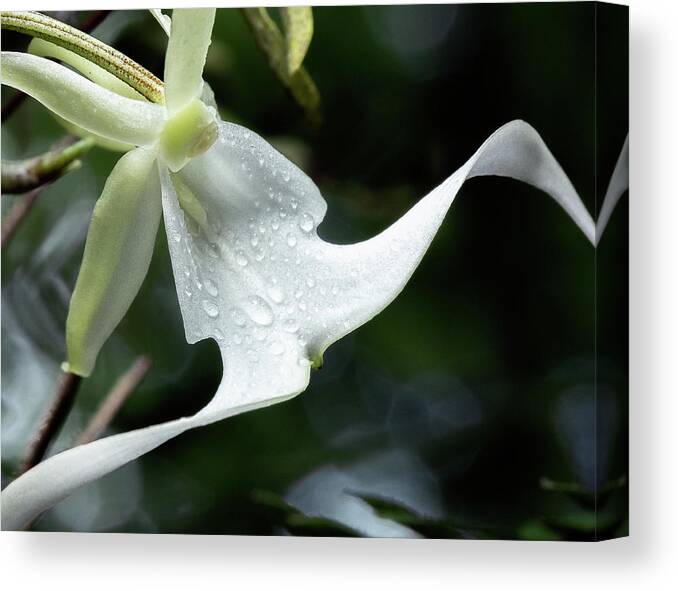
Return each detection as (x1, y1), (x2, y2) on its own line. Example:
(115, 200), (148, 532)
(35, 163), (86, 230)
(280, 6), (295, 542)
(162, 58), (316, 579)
(28, 38), (146, 101)
(52, 113), (134, 153)
(164, 9), (216, 115)
(65, 147), (161, 377)
(0, 52), (165, 146)
(280, 7), (314, 77)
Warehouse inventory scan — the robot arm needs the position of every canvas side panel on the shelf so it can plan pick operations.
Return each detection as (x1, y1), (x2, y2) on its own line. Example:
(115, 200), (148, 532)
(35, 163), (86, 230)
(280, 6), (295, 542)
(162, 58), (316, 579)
(595, 1), (629, 542)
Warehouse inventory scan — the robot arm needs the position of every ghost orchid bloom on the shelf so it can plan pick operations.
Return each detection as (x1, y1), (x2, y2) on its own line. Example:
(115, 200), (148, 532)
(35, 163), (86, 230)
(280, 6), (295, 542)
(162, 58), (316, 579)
(0, 9), (627, 530)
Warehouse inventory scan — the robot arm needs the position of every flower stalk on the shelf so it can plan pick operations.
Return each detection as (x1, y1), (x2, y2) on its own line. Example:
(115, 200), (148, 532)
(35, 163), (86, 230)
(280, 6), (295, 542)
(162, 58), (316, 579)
(241, 7), (321, 127)
(1, 136), (94, 194)
(19, 372), (82, 475)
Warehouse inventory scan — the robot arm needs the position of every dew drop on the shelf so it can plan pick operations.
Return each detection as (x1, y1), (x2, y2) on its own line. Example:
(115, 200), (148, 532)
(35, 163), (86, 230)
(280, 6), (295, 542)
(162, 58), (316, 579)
(283, 318), (299, 333)
(244, 296), (274, 326)
(204, 279), (218, 297)
(286, 233), (297, 248)
(214, 328), (225, 341)
(299, 213), (314, 233)
(230, 307), (247, 327)
(202, 300), (219, 318)
(235, 251), (248, 266)
(267, 285), (285, 304)
(250, 235), (259, 247)
(271, 218), (280, 231)
(305, 277), (316, 288)
(270, 341), (285, 356)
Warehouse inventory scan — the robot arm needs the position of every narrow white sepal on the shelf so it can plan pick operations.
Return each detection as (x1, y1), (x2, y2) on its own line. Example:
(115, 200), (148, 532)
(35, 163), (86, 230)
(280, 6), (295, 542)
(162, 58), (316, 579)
(163, 9), (216, 115)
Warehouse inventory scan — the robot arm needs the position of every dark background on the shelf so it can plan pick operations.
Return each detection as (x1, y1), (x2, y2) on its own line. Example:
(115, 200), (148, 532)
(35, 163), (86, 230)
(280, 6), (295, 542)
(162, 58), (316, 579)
(1, 3), (628, 539)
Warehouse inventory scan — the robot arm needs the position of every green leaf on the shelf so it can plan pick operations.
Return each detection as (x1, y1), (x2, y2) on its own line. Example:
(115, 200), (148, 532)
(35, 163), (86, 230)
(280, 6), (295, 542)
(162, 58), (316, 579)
(252, 490), (363, 537)
(279, 7), (314, 77)
(65, 147), (161, 377)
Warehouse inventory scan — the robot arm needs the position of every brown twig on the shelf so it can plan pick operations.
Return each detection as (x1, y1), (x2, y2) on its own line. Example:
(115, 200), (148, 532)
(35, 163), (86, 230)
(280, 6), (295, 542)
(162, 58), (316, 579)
(77, 355), (152, 445)
(0, 10), (111, 121)
(1, 185), (46, 248)
(2, 136), (93, 194)
(19, 371), (83, 475)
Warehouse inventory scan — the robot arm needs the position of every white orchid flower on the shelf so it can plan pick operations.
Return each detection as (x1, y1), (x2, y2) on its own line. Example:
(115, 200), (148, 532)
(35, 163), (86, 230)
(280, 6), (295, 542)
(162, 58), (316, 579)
(0, 9), (628, 530)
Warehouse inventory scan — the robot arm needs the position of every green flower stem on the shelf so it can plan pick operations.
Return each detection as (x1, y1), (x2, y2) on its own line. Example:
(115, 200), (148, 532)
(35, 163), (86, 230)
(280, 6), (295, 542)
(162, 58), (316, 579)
(1, 136), (94, 194)
(0, 11), (164, 103)
(241, 7), (321, 127)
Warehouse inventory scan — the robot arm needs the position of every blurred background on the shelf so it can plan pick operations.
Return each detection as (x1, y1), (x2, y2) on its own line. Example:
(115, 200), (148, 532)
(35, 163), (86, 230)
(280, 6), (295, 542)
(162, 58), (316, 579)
(1, 3), (628, 539)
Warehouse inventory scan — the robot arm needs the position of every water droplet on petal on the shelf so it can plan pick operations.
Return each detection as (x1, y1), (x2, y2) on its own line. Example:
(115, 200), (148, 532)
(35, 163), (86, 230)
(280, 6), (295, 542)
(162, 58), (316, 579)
(270, 341), (285, 356)
(299, 214), (314, 233)
(267, 285), (285, 304)
(244, 296), (274, 326)
(286, 233), (297, 248)
(283, 318), (299, 333)
(236, 251), (248, 266)
(306, 277), (315, 288)
(202, 300), (219, 318)
(204, 279), (218, 297)
(230, 308), (247, 327)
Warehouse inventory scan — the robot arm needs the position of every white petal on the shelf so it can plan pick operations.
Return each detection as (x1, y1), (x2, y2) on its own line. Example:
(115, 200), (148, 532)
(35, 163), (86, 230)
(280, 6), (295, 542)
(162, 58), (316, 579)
(1, 52), (165, 146)
(174, 120), (597, 360)
(312, 120), (598, 354)
(0, 358), (304, 531)
(596, 135), (629, 243)
(164, 9), (215, 115)
(1, 119), (609, 529)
